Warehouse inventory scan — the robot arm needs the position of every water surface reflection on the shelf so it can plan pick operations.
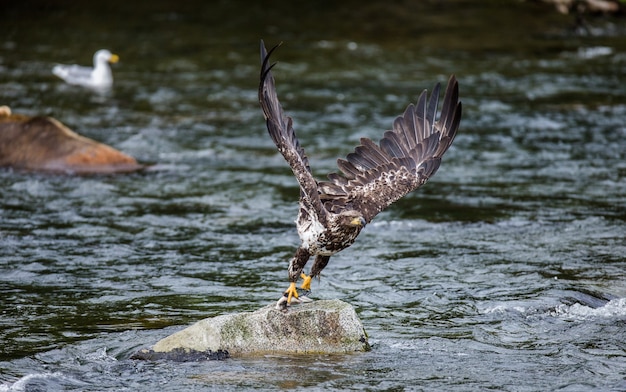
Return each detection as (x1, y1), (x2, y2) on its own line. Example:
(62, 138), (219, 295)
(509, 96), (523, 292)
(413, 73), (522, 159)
(1, 1), (625, 390)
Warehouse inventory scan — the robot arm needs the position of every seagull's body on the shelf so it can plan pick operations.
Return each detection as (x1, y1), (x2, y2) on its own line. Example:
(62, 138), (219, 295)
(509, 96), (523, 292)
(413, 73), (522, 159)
(52, 49), (119, 89)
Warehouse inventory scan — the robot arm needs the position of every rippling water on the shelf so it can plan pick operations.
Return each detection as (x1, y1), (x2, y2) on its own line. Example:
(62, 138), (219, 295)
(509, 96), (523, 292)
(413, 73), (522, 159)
(1, 1), (626, 390)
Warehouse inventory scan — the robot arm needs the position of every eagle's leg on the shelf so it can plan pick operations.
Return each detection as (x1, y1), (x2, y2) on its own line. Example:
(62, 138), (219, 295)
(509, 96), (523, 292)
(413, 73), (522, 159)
(310, 255), (330, 279)
(276, 247), (310, 309)
(300, 273), (312, 291)
(283, 282), (299, 304)
(301, 255), (330, 290)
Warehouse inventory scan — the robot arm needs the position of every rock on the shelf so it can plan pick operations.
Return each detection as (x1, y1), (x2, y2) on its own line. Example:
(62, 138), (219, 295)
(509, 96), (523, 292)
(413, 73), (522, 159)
(143, 299), (369, 359)
(0, 106), (143, 174)
(131, 347), (230, 362)
(535, 0), (621, 14)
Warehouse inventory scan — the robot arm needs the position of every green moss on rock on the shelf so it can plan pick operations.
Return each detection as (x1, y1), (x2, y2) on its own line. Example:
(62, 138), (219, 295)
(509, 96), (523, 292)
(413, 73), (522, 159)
(148, 299), (369, 358)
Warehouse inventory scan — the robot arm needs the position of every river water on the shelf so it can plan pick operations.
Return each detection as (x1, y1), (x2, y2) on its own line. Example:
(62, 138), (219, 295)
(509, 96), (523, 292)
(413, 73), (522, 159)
(1, 1), (625, 391)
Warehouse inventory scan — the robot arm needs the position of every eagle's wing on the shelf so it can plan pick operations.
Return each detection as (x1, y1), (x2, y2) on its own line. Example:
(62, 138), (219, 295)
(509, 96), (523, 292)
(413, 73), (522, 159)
(259, 41), (327, 222)
(319, 76), (462, 222)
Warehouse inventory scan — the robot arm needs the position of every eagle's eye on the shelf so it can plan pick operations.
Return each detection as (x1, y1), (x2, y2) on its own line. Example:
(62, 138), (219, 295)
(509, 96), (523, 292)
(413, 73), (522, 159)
(348, 216), (366, 227)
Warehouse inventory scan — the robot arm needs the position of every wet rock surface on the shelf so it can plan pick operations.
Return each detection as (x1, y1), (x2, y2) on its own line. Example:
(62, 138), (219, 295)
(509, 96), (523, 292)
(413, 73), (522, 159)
(141, 299), (369, 359)
(0, 106), (143, 174)
(131, 347), (230, 362)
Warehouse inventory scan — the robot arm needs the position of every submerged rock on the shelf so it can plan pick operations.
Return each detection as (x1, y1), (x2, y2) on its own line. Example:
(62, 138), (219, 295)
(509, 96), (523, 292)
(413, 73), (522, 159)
(141, 299), (369, 359)
(131, 347), (230, 362)
(0, 106), (143, 174)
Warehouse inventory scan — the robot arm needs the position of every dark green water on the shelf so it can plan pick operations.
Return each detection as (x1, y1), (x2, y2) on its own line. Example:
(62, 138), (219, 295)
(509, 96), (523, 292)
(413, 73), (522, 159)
(1, 1), (626, 390)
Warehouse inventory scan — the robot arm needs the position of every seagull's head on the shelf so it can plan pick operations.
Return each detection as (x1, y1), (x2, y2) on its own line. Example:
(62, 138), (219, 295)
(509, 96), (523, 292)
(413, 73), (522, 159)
(94, 49), (119, 65)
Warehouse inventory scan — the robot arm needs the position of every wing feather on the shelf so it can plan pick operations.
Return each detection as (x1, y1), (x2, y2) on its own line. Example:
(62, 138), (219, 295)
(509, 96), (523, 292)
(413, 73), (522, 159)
(399, 104), (418, 151)
(380, 130), (408, 158)
(259, 41), (327, 222)
(321, 75), (462, 222)
(414, 90), (428, 142)
(336, 158), (360, 179)
(360, 138), (393, 165)
(426, 82), (441, 131)
(258, 41), (462, 224)
(347, 150), (376, 170)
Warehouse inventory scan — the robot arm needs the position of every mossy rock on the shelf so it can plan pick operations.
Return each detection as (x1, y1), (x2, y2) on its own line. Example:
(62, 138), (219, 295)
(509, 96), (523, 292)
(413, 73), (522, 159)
(147, 299), (369, 358)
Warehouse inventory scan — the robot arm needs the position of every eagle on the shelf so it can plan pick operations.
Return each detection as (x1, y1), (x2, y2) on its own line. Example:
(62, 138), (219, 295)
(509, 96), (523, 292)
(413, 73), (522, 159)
(258, 41), (462, 309)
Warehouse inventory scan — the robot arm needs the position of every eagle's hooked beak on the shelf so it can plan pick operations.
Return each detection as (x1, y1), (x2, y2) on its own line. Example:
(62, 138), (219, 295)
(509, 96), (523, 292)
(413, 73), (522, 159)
(350, 217), (366, 227)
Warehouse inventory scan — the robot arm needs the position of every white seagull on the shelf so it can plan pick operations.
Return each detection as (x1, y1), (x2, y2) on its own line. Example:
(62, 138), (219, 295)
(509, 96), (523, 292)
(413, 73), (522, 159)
(52, 49), (119, 90)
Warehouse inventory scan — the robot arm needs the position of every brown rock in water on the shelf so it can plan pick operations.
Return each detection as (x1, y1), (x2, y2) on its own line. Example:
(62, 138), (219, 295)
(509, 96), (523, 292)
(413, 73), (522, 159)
(0, 106), (143, 174)
(138, 299), (369, 359)
(536, 0), (621, 14)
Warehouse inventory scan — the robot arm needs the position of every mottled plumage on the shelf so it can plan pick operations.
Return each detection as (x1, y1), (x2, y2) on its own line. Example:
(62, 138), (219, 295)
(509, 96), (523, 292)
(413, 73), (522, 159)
(258, 41), (462, 309)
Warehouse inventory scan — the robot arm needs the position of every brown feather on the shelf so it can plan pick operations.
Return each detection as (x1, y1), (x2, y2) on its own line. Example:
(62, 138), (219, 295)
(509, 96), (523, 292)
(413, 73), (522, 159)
(258, 41), (462, 293)
(258, 41), (327, 224)
(324, 76), (461, 222)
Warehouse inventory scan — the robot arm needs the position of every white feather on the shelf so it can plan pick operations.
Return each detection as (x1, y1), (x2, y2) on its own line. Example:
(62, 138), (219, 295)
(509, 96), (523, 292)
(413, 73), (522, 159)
(52, 49), (119, 90)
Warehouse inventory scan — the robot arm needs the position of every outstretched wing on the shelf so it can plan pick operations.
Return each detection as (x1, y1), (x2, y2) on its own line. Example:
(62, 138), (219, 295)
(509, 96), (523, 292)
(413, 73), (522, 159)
(318, 76), (462, 222)
(258, 41), (327, 222)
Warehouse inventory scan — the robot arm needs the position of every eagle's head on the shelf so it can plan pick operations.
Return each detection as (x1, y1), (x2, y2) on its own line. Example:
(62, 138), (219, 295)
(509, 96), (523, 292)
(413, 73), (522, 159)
(338, 210), (366, 230)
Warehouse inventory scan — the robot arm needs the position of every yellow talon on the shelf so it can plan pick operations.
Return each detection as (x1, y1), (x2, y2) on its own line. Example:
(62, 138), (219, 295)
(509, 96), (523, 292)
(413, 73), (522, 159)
(284, 282), (299, 303)
(300, 273), (312, 291)
(277, 276), (311, 310)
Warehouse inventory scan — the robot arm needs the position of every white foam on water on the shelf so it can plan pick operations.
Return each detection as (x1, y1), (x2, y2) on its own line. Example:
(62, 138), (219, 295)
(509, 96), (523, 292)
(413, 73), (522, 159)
(481, 304), (529, 315)
(552, 298), (626, 321)
(577, 46), (613, 59)
(0, 372), (82, 392)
